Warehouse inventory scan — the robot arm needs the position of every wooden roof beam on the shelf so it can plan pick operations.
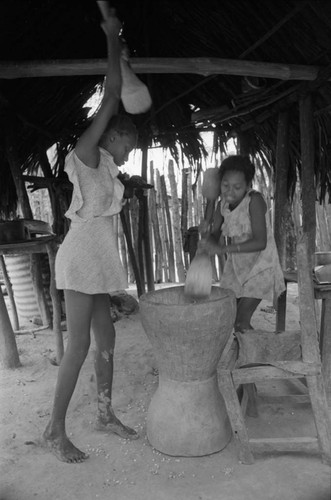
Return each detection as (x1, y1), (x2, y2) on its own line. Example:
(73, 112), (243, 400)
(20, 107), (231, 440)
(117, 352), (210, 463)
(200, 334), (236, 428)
(0, 58), (329, 81)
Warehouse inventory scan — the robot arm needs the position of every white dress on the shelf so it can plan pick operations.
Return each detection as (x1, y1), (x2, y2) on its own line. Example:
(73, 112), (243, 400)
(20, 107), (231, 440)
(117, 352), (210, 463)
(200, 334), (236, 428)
(218, 190), (285, 301)
(55, 148), (127, 294)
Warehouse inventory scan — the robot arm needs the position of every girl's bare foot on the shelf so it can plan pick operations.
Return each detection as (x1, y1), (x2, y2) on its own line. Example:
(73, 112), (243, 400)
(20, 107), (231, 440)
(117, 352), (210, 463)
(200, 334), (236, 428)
(43, 424), (88, 463)
(95, 413), (139, 440)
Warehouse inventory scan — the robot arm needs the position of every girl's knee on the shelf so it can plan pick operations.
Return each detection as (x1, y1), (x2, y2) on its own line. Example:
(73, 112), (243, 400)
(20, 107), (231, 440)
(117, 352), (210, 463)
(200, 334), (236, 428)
(67, 337), (90, 359)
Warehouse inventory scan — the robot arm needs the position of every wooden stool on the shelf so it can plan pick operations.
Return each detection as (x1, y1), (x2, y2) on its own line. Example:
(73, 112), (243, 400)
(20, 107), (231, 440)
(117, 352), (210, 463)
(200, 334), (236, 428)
(218, 232), (331, 465)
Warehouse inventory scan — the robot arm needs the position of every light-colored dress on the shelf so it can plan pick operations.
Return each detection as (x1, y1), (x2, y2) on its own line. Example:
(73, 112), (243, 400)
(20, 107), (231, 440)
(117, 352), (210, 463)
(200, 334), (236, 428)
(218, 190), (285, 300)
(55, 148), (127, 294)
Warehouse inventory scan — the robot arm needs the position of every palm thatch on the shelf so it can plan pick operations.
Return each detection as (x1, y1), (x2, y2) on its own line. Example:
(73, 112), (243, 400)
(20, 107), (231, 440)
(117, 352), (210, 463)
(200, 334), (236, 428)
(1, 0), (331, 217)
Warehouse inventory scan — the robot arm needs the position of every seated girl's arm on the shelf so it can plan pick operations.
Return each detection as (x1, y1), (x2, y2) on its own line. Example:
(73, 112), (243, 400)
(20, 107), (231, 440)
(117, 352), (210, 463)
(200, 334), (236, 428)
(209, 201), (223, 242)
(75, 13), (122, 169)
(224, 191), (267, 254)
(198, 201), (224, 252)
(203, 192), (267, 255)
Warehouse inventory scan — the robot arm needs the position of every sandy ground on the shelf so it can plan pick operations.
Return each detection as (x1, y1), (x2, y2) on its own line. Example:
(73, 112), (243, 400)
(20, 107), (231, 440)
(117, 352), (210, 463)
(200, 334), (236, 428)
(1, 284), (330, 500)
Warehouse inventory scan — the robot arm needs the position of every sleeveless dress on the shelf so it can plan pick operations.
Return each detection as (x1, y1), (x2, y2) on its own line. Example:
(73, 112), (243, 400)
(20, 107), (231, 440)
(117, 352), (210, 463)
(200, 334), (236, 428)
(55, 148), (127, 294)
(218, 190), (285, 301)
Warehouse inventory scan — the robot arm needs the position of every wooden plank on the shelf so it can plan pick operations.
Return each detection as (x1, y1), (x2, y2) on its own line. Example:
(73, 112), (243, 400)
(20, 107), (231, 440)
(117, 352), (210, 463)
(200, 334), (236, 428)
(218, 371), (254, 464)
(249, 436), (319, 453)
(306, 375), (331, 465)
(319, 298), (331, 397)
(232, 364), (320, 385)
(299, 96), (316, 261)
(260, 394), (310, 404)
(0, 58), (329, 80)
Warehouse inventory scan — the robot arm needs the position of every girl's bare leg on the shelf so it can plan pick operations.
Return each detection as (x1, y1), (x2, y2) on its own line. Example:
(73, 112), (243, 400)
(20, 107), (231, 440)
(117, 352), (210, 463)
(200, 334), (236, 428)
(235, 297), (261, 332)
(43, 290), (93, 463)
(92, 294), (138, 439)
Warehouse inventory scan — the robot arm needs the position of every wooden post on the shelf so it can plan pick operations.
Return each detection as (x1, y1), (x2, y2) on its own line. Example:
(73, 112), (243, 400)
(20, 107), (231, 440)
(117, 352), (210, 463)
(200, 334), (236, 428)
(274, 111), (291, 270)
(187, 169), (193, 228)
(155, 170), (170, 282)
(160, 174), (176, 282)
(149, 162), (163, 283)
(299, 94), (316, 263)
(120, 205), (144, 297)
(118, 215), (128, 280)
(181, 168), (189, 270)
(274, 111), (293, 330)
(0, 255), (19, 331)
(168, 160), (186, 282)
(0, 290), (21, 369)
(141, 144), (155, 291)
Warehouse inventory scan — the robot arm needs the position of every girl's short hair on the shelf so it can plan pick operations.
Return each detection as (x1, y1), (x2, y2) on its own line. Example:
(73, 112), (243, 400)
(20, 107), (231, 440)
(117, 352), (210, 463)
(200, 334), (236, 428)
(104, 114), (138, 138)
(219, 155), (255, 184)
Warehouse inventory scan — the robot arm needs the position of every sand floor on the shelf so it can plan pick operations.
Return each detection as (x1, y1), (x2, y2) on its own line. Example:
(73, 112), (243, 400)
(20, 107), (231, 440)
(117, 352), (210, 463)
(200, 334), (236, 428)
(1, 284), (330, 500)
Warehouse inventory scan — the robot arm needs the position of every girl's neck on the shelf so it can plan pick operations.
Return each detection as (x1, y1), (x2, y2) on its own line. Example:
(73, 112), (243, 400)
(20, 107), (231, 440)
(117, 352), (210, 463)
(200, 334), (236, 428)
(228, 195), (246, 211)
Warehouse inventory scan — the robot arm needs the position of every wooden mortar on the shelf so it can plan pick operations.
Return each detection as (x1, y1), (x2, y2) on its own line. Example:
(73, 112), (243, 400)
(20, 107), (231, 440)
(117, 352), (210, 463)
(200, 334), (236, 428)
(139, 285), (236, 457)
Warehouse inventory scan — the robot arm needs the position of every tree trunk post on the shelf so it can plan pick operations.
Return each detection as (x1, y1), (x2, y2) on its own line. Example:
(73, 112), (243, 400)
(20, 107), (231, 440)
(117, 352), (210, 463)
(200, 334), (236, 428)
(0, 290), (21, 369)
(299, 94), (316, 263)
(274, 110), (291, 270)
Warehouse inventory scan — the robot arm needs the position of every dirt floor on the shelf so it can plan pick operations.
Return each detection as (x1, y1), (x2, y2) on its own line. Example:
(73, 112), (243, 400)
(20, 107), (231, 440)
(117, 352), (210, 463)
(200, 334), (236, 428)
(1, 284), (330, 500)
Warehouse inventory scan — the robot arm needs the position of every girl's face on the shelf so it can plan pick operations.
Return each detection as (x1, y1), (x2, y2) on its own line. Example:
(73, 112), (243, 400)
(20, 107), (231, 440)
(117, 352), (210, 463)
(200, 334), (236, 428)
(220, 170), (249, 207)
(106, 131), (137, 167)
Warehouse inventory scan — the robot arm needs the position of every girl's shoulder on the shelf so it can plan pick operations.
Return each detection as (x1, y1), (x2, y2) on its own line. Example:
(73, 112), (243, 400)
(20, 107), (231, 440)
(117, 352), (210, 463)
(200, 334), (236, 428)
(248, 189), (264, 200)
(248, 190), (267, 212)
(248, 189), (266, 204)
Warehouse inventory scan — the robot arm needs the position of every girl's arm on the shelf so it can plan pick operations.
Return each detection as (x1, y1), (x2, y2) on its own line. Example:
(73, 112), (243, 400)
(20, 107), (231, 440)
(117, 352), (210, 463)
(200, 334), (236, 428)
(204, 192), (267, 255)
(75, 13), (122, 168)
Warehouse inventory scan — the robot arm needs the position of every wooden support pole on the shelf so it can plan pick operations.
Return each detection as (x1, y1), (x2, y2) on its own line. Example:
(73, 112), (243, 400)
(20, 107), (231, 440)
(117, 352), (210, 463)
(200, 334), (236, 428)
(149, 161), (163, 283)
(299, 94), (316, 262)
(0, 290), (21, 369)
(0, 58), (329, 81)
(160, 174), (176, 282)
(140, 144), (155, 292)
(120, 207), (144, 297)
(0, 255), (19, 331)
(274, 110), (290, 270)
(168, 160), (186, 283)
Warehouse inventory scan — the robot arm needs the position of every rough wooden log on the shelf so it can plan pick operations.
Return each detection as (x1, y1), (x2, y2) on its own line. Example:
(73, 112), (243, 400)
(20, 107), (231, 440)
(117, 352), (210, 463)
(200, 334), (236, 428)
(160, 174), (176, 282)
(0, 255), (19, 331)
(149, 162), (163, 283)
(274, 111), (290, 271)
(155, 170), (169, 282)
(299, 94), (316, 262)
(141, 146), (155, 292)
(0, 289), (21, 369)
(1, 58), (329, 81)
(168, 160), (186, 283)
(120, 207), (144, 297)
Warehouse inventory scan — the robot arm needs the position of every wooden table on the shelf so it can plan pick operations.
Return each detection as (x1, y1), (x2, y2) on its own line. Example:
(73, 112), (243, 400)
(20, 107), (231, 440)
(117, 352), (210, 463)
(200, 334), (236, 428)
(0, 235), (63, 363)
(276, 270), (331, 398)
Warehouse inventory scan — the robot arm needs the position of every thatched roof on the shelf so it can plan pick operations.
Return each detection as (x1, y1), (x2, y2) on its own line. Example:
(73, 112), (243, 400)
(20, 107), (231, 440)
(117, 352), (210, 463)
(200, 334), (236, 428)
(1, 0), (331, 216)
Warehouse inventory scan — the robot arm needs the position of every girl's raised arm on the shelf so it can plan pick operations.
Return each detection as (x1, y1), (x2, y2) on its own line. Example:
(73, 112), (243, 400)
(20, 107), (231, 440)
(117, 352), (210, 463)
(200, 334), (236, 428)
(75, 11), (122, 168)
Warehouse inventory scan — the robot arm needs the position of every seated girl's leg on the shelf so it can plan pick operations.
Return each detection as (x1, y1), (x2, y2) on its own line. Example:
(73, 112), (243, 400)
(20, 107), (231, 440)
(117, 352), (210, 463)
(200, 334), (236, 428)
(92, 293), (138, 439)
(235, 297), (261, 332)
(43, 290), (94, 463)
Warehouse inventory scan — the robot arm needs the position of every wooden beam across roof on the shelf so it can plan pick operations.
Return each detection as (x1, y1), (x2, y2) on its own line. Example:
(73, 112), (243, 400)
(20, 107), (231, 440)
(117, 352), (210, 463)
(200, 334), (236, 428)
(0, 58), (329, 81)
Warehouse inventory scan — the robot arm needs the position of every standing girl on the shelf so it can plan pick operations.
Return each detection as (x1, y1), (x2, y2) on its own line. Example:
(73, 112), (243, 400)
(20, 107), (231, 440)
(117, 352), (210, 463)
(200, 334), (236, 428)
(201, 155), (285, 332)
(43, 11), (138, 464)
